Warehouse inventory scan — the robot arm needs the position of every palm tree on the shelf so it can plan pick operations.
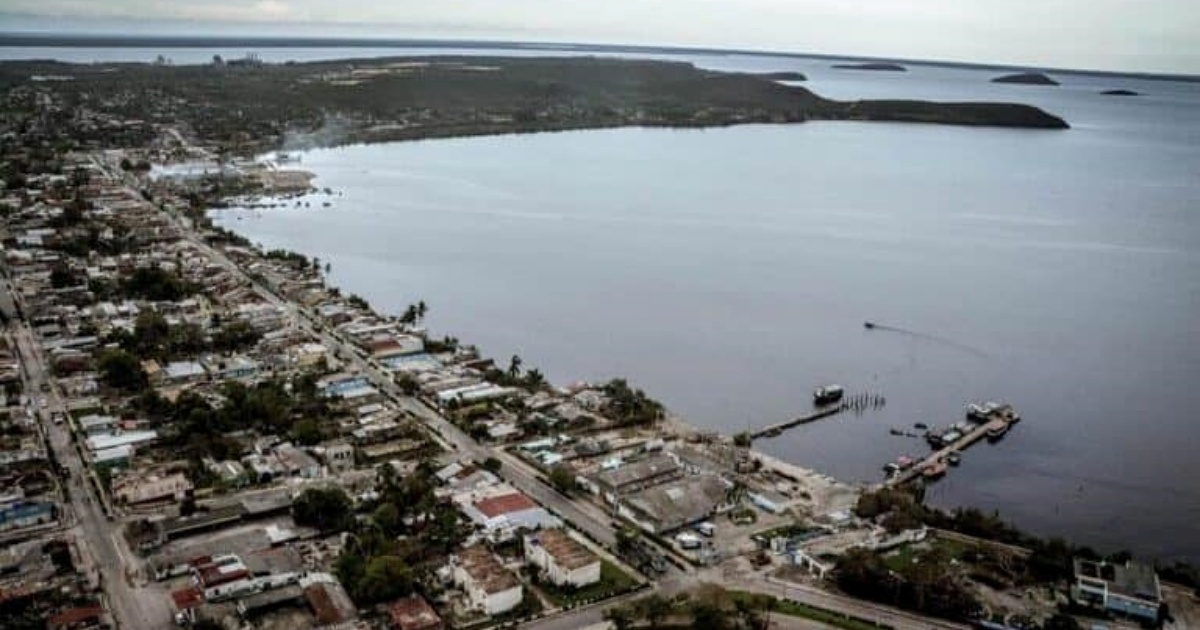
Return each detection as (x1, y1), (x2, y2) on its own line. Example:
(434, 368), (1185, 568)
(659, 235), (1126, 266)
(416, 300), (428, 319)
(642, 593), (671, 629)
(508, 354), (523, 378)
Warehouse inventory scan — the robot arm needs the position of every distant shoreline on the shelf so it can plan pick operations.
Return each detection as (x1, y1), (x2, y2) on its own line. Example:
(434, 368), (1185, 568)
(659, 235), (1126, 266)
(1, 32), (1196, 83)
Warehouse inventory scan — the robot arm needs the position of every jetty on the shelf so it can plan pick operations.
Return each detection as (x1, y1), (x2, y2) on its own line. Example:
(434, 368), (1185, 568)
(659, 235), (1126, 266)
(885, 404), (1020, 487)
(752, 404), (846, 439)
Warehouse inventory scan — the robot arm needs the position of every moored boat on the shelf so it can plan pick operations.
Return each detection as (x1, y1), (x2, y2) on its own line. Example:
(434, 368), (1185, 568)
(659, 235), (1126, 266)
(922, 461), (948, 479)
(814, 384), (845, 405)
(985, 419), (1009, 440)
(946, 452), (962, 466)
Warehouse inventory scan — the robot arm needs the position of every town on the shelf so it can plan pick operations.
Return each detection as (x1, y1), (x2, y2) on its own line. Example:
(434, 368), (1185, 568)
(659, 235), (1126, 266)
(0, 57), (1197, 630)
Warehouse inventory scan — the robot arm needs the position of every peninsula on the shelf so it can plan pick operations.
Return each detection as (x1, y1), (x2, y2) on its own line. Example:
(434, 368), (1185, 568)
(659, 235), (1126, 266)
(0, 55), (1067, 157)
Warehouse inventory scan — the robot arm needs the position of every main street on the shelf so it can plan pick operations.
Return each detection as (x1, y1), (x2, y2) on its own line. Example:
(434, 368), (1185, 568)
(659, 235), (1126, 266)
(5, 279), (174, 630)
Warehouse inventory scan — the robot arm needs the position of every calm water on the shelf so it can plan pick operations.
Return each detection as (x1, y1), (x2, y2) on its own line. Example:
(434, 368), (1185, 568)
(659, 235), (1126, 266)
(15, 45), (1198, 560)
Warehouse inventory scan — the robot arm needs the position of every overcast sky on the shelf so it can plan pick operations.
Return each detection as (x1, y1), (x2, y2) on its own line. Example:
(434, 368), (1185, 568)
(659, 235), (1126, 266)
(2, 0), (1197, 73)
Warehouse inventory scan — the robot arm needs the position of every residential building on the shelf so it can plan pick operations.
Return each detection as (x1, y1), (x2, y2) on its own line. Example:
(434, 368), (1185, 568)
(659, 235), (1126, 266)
(112, 472), (193, 504)
(0, 499), (55, 532)
(452, 546), (522, 616)
(389, 594), (444, 630)
(524, 528), (601, 588)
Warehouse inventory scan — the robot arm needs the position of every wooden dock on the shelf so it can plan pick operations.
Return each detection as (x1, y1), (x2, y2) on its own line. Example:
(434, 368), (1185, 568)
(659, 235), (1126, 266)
(751, 404), (846, 439)
(885, 417), (1010, 487)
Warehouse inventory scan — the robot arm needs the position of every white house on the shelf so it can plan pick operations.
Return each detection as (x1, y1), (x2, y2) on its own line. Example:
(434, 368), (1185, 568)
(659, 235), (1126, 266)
(452, 546), (522, 616)
(523, 528), (601, 588)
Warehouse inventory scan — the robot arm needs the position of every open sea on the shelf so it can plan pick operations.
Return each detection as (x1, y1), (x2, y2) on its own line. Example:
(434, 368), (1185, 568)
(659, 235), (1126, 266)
(9, 44), (1198, 561)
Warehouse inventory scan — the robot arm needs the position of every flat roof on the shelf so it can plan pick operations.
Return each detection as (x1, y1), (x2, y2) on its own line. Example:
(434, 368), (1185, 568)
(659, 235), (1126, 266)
(474, 492), (537, 519)
(458, 545), (520, 594)
(594, 453), (679, 490)
(1075, 559), (1160, 602)
(527, 528), (597, 570)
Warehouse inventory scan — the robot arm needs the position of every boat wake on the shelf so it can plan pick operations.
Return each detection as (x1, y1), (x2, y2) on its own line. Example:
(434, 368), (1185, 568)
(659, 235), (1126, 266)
(864, 321), (990, 359)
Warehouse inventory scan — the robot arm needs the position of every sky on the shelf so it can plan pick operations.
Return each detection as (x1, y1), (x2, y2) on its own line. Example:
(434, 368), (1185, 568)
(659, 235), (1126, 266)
(1, 0), (1197, 74)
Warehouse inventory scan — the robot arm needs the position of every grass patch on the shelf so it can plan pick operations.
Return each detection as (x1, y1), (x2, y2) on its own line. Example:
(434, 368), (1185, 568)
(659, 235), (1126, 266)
(539, 559), (640, 607)
(881, 536), (973, 572)
(728, 590), (889, 630)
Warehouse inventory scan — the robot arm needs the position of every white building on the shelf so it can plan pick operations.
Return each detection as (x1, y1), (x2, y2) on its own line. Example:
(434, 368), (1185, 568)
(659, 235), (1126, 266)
(452, 546), (522, 616)
(112, 472), (192, 504)
(524, 529), (601, 588)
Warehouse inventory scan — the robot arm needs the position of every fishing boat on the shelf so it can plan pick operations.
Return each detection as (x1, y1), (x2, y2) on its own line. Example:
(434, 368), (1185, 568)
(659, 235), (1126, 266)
(922, 461), (948, 479)
(813, 385), (845, 405)
(946, 452), (962, 466)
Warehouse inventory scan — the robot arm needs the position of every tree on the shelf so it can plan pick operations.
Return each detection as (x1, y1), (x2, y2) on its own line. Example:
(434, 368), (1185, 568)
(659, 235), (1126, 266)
(641, 593), (672, 629)
(355, 555), (414, 605)
(292, 487), (354, 533)
(97, 349), (147, 392)
(691, 601), (731, 630)
(548, 463), (576, 495)
(1043, 614), (1082, 630)
(49, 266), (77, 289)
(291, 418), (321, 446)
(604, 606), (634, 630)
(372, 502), (401, 536)
(508, 354), (523, 378)
(733, 431), (752, 447)
(482, 457), (503, 473)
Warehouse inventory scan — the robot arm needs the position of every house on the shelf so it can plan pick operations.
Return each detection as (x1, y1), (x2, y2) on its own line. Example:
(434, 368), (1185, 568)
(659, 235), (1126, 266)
(318, 441), (355, 473)
(112, 472), (193, 504)
(274, 444), (322, 479)
(1071, 558), (1162, 624)
(524, 528), (601, 588)
(389, 594), (444, 630)
(452, 546), (522, 616)
(163, 360), (207, 383)
(457, 487), (561, 542)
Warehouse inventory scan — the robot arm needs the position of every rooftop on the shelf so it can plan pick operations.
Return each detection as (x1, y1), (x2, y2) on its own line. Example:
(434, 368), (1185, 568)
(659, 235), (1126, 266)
(457, 545), (520, 594)
(389, 594), (443, 630)
(1074, 559), (1161, 602)
(474, 492), (537, 519)
(526, 528), (598, 570)
(594, 452), (680, 490)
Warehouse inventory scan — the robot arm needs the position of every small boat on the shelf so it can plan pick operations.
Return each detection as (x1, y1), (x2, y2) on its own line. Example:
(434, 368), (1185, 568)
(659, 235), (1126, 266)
(946, 452), (962, 466)
(896, 455), (915, 470)
(922, 461), (948, 479)
(889, 428), (903, 436)
(985, 419), (1009, 441)
(883, 462), (900, 476)
(864, 321), (877, 329)
(914, 422), (928, 430)
(814, 385), (845, 405)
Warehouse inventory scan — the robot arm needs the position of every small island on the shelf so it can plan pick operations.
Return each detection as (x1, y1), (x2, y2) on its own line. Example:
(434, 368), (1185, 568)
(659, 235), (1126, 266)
(755, 71), (807, 81)
(992, 72), (1060, 86)
(832, 62), (907, 72)
(1101, 89), (1140, 96)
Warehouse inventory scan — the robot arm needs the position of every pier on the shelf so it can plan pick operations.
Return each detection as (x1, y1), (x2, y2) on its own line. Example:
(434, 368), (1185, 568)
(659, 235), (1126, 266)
(751, 404), (846, 439)
(884, 408), (1018, 487)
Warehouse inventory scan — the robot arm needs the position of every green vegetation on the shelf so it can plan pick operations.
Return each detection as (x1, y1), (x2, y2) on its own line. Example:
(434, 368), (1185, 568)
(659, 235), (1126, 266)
(727, 590), (886, 630)
(0, 56), (1067, 162)
(602, 378), (665, 427)
(333, 461), (470, 607)
(96, 349), (147, 392)
(538, 560), (640, 607)
(292, 486), (355, 533)
(836, 546), (980, 621)
(548, 463), (576, 494)
(119, 265), (197, 301)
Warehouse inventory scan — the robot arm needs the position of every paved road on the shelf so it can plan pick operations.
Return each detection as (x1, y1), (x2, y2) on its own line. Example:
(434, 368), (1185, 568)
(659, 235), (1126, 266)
(5, 291), (174, 629)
